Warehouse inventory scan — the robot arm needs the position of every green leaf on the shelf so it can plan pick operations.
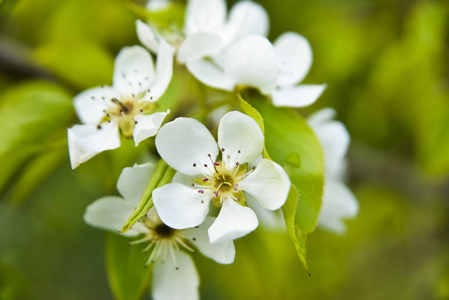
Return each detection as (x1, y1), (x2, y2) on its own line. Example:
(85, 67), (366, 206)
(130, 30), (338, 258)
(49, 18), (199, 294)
(121, 159), (176, 233)
(8, 138), (68, 205)
(281, 187), (310, 275)
(105, 232), (152, 300)
(0, 81), (74, 197)
(34, 39), (114, 90)
(244, 97), (325, 270)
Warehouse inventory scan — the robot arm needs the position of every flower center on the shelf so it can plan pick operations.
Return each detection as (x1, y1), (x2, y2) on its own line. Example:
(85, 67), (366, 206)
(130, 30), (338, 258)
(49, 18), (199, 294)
(153, 223), (176, 239)
(130, 216), (196, 268)
(98, 96), (157, 137)
(192, 149), (256, 207)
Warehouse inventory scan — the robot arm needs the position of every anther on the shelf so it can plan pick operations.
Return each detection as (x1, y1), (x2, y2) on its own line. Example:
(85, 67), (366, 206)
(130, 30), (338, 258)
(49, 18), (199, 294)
(214, 162), (220, 166)
(192, 237), (196, 241)
(140, 109), (144, 112)
(97, 125), (102, 130)
(238, 150), (241, 153)
(201, 201), (204, 204)
(135, 121), (138, 124)
(204, 164), (207, 167)
(213, 191), (219, 198)
(236, 162), (240, 166)
(203, 178), (209, 182)
(176, 267), (179, 270)
(193, 163), (197, 167)
(227, 155), (231, 159)
(234, 184), (238, 191)
(198, 190), (204, 194)
(221, 147), (225, 152)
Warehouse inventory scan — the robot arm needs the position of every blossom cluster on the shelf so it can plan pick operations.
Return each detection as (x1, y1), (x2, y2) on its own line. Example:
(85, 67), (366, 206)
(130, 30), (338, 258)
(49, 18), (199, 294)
(67, 0), (358, 299)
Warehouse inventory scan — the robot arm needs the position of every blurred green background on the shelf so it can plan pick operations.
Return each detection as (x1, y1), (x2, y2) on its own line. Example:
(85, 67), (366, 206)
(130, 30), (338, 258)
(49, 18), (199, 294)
(0, 0), (448, 299)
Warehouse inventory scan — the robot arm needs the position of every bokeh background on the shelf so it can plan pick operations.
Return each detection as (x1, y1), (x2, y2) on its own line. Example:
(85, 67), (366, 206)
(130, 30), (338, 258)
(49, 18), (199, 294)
(1, 0), (448, 299)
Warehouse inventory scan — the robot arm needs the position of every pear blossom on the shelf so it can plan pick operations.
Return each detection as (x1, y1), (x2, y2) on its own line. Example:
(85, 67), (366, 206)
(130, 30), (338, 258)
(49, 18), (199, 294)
(84, 163), (235, 300)
(68, 43), (173, 169)
(152, 111), (291, 243)
(136, 0), (268, 62)
(186, 32), (326, 107)
(308, 108), (359, 233)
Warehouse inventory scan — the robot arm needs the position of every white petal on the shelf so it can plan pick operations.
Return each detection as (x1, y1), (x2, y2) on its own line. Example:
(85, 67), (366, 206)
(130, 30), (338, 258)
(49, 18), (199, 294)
(274, 32), (313, 87)
(217, 111), (264, 166)
(148, 40), (174, 100)
(68, 123), (120, 169)
(318, 177), (358, 234)
(177, 32), (222, 63)
(184, 0), (226, 35)
(246, 194), (286, 231)
(309, 109), (349, 177)
(224, 35), (277, 94)
(155, 117), (218, 176)
(113, 46), (155, 97)
(208, 198), (258, 243)
(73, 86), (118, 125)
(146, 0), (170, 11)
(152, 251), (199, 300)
(240, 159), (290, 210)
(181, 217), (235, 264)
(84, 196), (146, 237)
(117, 163), (155, 205)
(307, 107), (336, 127)
(221, 1), (269, 46)
(133, 110), (169, 146)
(186, 58), (235, 91)
(153, 183), (211, 229)
(271, 84), (326, 108)
(136, 20), (159, 53)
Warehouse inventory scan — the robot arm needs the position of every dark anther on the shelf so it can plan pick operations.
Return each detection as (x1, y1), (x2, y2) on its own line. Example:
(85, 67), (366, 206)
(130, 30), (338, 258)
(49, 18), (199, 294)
(140, 109), (144, 112)
(238, 150), (241, 153)
(192, 237), (196, 241)
(221, 148), (225, 152)
(204, 164), (208, 167)
(135, 121), (138, 124)
(193, 163), (197, 167)
(97, 125), (102, 130)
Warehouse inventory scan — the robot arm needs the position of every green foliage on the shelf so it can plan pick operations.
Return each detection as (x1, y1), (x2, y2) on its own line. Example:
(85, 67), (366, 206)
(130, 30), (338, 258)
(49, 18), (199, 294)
(0, 81), (74, 200)
(240, 96), (325, 271)
(121, 160), (176, 233)
(105, 232), (152, 300)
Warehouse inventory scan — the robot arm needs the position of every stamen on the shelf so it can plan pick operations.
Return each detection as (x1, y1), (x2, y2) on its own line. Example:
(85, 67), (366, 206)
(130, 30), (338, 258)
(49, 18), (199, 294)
(111, 98), (128, 113)
(129, 236), (152, 245)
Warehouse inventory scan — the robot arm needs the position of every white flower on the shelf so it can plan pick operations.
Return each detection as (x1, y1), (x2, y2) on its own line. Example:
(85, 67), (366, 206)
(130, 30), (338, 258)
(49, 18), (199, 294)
(152, 111), (291, 243)
(186, 32), (326, 107)
(308, 108), (359, 233)
(84, 163), (235, 300)
(68, 43), (173, 169)
(136, 0), (268, 62)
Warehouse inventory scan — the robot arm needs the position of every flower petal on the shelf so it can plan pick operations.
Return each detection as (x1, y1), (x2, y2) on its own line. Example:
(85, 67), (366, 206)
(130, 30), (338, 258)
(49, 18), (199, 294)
(318, 177), (358, 234)
(208, 198), (258, 243)
(146, 0), (170, 11)
(117, 163), (155, 205)
(152, 251), (199, 300)
(133, 110), (169, 146)
(177, 32), (222, 63)
(153, 183), (211, 229)
(68, 123), (120, 169)
(181, 217), (235, 264)
(155, 117), (218, 176)
(84, 196), (146, 237)
(308, 108), (349, 177)
(221, 1), (269, 45)
(73, 86), (118, 125)
(224, 35), (277, 94)
(136, 20), (159, 53)
(274, 32), (313, 87)
(240, 159), (290, 210)
(271, 84), (326, 108)
(147, 40), (174, 100)
(217, 111), (264, 166)
(246, 194), (286, 231)
(186, 58), (235, 91)
(113, 46), (155, 97)
(184, 0), (226, 36)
